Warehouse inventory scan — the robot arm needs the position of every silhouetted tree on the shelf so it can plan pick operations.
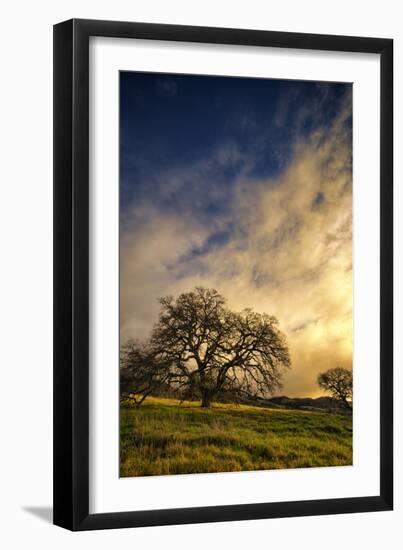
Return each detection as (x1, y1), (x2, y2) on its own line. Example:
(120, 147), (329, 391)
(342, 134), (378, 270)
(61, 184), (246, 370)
(317, 367), (352, 409)
(120, 340), (172, 405)
(121, 287), (291, 407)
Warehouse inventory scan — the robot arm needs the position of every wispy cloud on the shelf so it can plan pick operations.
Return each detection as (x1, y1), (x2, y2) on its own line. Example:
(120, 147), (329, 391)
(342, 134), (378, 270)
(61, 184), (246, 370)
(155, 76), (178, 96)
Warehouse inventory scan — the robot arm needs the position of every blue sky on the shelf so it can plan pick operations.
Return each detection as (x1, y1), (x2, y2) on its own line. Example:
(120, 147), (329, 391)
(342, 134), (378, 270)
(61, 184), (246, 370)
(120, 72), (349, 218)
(120, 71), (352, 397)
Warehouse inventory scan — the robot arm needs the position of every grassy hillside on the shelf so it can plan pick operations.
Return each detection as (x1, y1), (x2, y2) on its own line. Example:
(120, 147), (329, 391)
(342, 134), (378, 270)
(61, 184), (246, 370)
(120, 396), (352, 477)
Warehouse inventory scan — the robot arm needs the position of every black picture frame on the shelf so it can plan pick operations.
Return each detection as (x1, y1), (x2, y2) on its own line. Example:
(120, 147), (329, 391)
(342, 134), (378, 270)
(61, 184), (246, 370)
(53, 18), (393, 531)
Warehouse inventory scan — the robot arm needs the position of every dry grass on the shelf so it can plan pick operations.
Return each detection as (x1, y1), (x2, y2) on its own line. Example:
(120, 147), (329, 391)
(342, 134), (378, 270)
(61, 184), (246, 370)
(120, 396), (352, 477)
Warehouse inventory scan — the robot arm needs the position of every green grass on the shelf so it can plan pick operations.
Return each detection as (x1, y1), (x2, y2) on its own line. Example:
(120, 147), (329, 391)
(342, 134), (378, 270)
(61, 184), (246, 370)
(120, 396), (352, 477)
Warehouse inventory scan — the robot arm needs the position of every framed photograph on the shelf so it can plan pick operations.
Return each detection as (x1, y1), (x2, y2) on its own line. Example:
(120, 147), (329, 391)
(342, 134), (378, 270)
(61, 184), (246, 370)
(53, 19), (393, 530)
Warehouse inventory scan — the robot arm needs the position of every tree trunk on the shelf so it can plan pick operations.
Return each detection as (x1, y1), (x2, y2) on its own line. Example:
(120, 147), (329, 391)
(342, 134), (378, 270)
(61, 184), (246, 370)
(201, 392), (212, 408)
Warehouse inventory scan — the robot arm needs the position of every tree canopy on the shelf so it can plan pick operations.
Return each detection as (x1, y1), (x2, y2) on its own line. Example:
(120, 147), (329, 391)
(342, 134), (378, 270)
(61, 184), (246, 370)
(121, 287), (291, 407)
(317, 367), (352, 409)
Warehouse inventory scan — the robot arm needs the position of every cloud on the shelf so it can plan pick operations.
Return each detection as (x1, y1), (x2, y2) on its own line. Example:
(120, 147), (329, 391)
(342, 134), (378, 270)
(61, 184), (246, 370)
(120, 91), (352, 397)
(155, 77), (178, 97)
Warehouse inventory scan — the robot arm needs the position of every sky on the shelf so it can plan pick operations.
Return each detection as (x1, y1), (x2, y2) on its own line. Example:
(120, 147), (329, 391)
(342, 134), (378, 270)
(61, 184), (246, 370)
(120, 71), (352, 398)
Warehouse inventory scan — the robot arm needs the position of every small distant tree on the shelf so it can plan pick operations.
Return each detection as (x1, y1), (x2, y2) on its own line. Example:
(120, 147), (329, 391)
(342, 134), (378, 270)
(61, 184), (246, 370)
(317, 367), (352, 409)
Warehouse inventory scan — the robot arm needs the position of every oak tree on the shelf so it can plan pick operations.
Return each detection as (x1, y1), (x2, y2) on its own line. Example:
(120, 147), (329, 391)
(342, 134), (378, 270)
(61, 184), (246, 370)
(122, 287), (291, 407)
(317, 367), (352, 409)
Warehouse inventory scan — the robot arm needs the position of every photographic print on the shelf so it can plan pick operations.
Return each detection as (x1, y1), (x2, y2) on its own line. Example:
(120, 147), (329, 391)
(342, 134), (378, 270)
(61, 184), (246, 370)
(119, 71), (353, 478)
